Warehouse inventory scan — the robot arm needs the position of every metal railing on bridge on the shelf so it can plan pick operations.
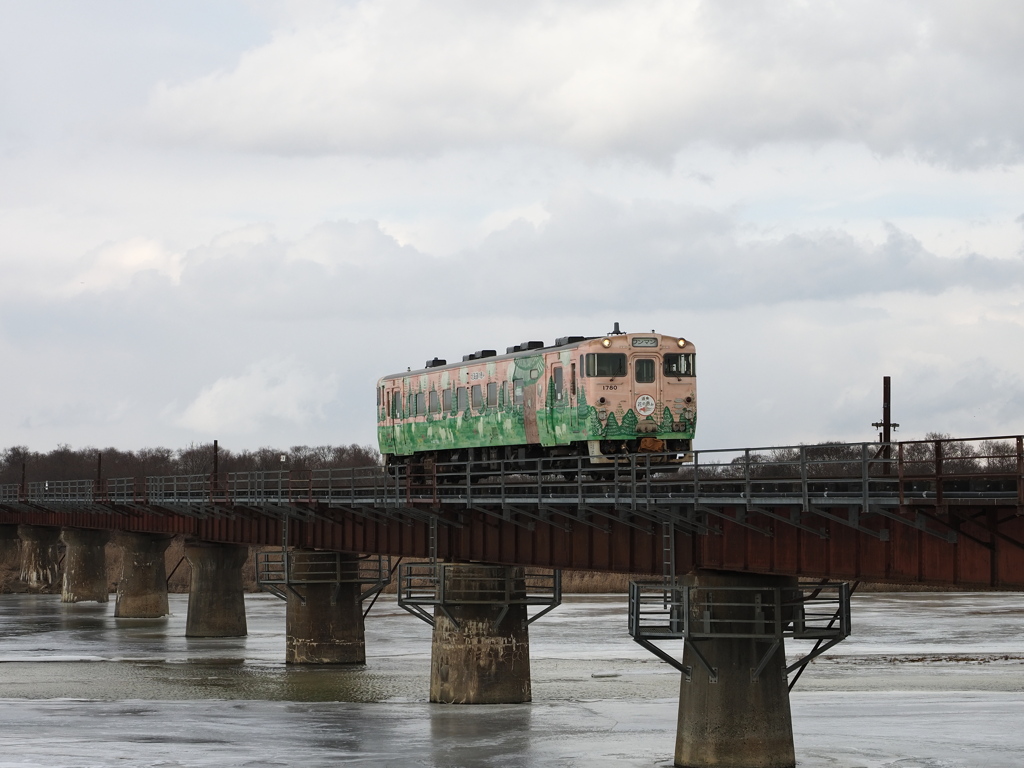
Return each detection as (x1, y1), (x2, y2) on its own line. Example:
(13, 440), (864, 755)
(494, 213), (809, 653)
(3, 436), (1021, 539)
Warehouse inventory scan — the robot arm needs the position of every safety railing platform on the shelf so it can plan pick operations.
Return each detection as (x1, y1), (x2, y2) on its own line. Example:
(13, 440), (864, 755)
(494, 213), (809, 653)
(397, 562), (561, 628)
(628, 580), (851, 687)
(255, 550), (390, 604)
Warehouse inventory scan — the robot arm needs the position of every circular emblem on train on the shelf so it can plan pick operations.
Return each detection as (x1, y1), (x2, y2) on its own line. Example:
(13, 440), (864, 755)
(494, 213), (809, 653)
(635, 394), (657, 417)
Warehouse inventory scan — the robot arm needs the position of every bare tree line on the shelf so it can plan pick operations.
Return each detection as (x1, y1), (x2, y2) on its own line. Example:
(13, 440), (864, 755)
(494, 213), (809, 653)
(0, 443), (380, 486)
(688, 433), (1021, 481)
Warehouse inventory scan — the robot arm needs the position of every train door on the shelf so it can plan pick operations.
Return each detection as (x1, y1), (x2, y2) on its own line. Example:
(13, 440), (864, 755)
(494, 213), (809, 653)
(519, 378), (540, 444)
(568, 362), (579, 432)
(632, 356), (660, 425)
(380, 385), (396, 454)
(548, 364), (570, 443)
(391, 383), (405, 453)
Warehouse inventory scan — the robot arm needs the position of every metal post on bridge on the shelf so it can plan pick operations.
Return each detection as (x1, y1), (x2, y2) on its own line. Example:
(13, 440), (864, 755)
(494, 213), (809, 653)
(871, 376), (899, 476)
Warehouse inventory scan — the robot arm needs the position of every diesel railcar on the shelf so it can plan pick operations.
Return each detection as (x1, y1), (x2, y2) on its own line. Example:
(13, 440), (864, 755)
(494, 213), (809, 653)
(376, 326), (696, 470)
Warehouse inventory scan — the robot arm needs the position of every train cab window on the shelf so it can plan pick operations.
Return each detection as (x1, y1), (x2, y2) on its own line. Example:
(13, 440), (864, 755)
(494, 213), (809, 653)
(486, 382), (498, 407)
(635, 359), (655, 383)
(429, 390), (440, 414)
(457, 386), (469, 412)
(553, 366), (563, 401)
(471, 384), (483, 409)
(584, 353), (627, 377)
(513, 379), (524, 405)
(663, 353), (696, 377)
(444, 388), (453, 412)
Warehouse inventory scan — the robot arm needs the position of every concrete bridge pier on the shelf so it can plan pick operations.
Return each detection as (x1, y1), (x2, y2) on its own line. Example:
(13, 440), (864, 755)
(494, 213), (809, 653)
(675, 570), (798, 768)
(430, 564), (531, 704)
(286, 551), (366, 664)
(0, 524), (20, 568)
(60, 528), (110, 603)
(184, 541), (248, 637)
(17, 525), (62, 590)
(114, 532), (172, 618)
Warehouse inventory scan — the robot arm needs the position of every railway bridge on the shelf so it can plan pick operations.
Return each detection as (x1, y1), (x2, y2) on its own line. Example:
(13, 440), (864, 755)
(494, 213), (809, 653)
(2, 433), (1023, 768)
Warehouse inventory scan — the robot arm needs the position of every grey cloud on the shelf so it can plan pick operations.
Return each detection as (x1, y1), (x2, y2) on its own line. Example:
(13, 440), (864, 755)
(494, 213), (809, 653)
(27, 194), (1021, 328)
(144, 0), (1024, 167)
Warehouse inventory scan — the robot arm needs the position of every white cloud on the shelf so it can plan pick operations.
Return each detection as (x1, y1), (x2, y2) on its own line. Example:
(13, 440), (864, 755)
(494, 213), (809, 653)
(174, 360), (338, 435)
(146, 0), (1024, 166)
(62, 238), (182, 295)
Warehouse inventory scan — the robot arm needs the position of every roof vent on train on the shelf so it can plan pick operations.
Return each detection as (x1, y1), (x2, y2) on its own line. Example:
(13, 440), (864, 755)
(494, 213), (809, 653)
(425, 358), (447, 368)
(554, 336), (585, 346)
(505, 341), (545, 353)
(462, 349), (497, 361)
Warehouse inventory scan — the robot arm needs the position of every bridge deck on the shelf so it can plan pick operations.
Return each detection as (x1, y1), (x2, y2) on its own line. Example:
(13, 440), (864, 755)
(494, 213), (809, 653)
(2, 436), (1023, 588)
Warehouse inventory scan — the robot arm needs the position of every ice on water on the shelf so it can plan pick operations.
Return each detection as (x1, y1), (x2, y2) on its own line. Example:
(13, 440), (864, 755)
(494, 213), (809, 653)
(0, 592), (1022, 767)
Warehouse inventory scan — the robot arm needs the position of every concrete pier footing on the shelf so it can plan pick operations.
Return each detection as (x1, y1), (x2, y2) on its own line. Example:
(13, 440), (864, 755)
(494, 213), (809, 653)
(675, 570), (798, 768)
(60, 528), (110, 603)
(17, 525), (61, 590)
(114, 532), (172, 618)
(286, 551), (366, 664)
(184, 541), (248, 637)
(430, 564), (531, 704)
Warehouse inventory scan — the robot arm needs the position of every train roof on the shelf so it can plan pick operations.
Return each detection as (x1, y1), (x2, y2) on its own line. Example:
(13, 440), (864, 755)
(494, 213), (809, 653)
(378, 336), (596, 382)
(378, 331), (690, 382)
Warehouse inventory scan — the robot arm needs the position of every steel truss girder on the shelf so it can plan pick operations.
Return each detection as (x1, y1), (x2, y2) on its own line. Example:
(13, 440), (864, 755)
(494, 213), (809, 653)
(747, 504), (829, 539)
(806, 505), (890, 540)
(866, 504), (958, 543)
(696, 504), (772, 537)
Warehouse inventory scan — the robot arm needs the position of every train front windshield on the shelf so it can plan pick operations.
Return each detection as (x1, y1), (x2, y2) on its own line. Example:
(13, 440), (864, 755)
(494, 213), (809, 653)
(663, 353), (695, 377)
(584, 353), (627, 377)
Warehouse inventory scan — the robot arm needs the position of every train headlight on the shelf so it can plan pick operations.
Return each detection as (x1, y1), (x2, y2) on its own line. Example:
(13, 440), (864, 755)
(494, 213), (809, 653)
(601, 338), (612, 348)
(677, 338), (687, 347)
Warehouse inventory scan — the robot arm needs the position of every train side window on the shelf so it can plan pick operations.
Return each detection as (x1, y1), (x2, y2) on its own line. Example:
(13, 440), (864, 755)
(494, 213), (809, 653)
(663, 353), (696, 377)
(584, 353), (627, 377)
(429, 390), (440, 413)
(392, 391), (402, 419)
(553, 366), (563, 401)
(513, 379), (524, 405)
(500, 381), (508, 407)
(635, 359), (655, 383)
(471, 384), (482, 409)
(486, 382), (498, 407)
(443, 388), (453, 412)
(570, 363), (576, 396)
(407, 393), (415, 416)
(457, 387), (468, 412)
(416, 392), (425, 415)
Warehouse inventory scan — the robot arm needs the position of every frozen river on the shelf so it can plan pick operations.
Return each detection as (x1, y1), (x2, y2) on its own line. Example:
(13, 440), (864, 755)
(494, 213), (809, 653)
(0, 591), (1022, 767)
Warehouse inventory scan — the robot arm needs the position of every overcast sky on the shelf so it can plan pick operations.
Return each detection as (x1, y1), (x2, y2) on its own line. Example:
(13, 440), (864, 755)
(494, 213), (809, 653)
(3, 0), (1024, 456)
